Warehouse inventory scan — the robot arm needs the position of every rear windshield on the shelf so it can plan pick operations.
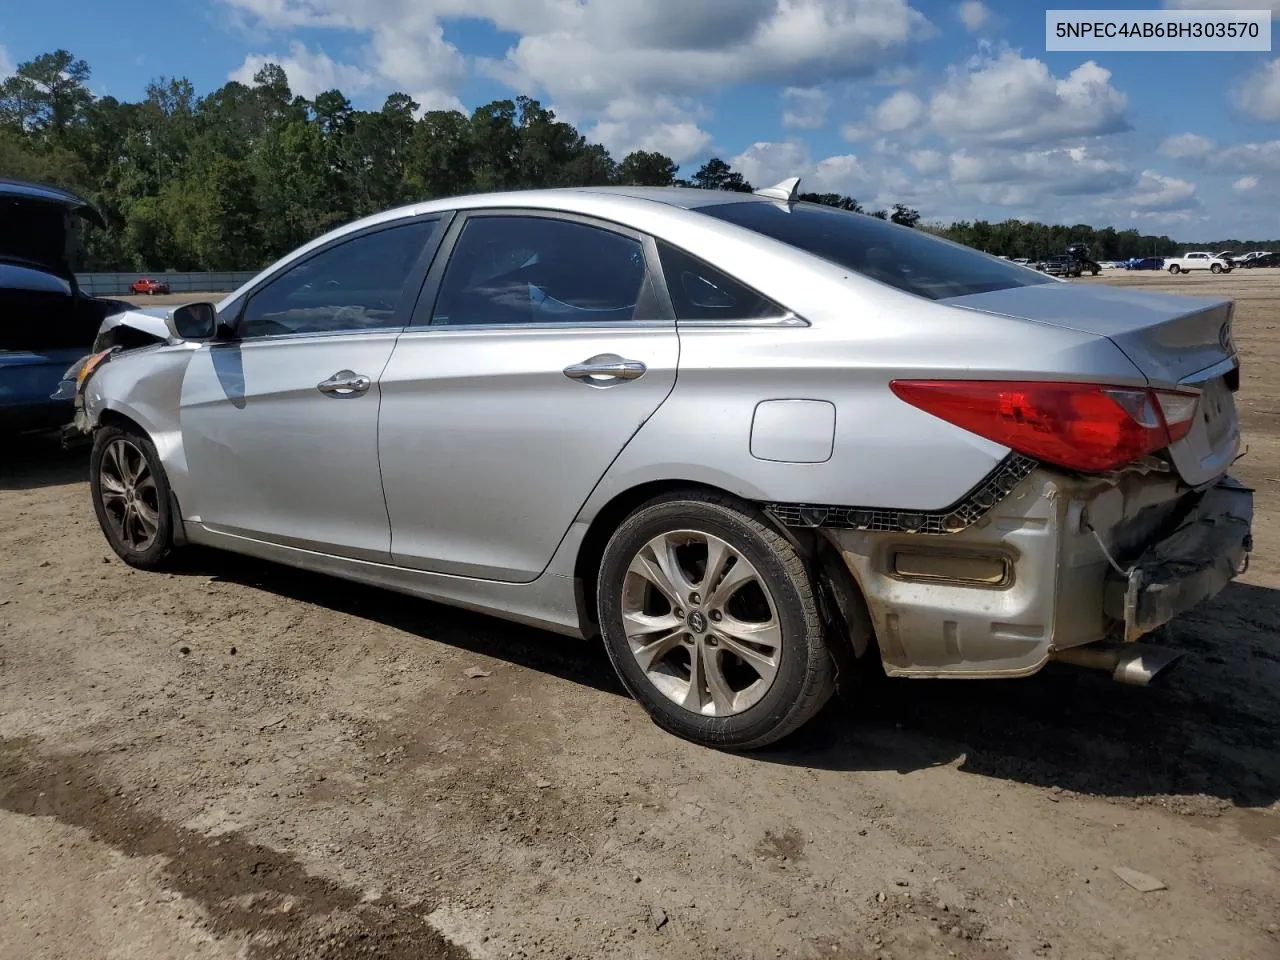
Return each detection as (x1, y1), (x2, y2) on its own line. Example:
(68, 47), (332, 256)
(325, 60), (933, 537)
(698, 201), (1053, 301)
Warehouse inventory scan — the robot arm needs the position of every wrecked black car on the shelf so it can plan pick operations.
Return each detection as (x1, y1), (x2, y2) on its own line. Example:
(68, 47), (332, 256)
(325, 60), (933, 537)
(0, 179), (132, 435)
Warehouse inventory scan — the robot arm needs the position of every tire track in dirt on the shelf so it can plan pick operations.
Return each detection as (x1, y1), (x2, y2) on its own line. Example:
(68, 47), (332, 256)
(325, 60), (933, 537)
(0, 738), (468, 960)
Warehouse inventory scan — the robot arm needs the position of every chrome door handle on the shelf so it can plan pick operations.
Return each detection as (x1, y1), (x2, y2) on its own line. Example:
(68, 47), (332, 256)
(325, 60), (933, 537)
(563, 354), (647, 386)
(317, 370), (372, 396)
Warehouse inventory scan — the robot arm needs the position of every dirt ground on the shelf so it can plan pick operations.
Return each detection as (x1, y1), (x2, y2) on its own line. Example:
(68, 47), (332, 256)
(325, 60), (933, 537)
(111, 291), (230, 306)
(2, 273), (1278, 960)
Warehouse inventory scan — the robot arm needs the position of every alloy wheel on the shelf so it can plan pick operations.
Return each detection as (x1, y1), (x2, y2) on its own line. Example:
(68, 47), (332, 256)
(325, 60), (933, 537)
(621, 529), (782, 717)
(98, 437), (161, 553)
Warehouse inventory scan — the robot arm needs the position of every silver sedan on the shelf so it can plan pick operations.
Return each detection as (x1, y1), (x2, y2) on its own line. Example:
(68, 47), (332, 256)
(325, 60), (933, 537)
(71, 181), (1253, 749)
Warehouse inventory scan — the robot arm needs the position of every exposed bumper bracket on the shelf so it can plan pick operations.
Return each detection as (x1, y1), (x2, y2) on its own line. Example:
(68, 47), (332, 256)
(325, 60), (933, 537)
(1105, 476), (1253, 642)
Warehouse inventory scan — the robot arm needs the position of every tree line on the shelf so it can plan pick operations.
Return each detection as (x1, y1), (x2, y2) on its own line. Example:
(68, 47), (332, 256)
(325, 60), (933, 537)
(1, 50), (1273, 272)
(923, 221), (1277, 263)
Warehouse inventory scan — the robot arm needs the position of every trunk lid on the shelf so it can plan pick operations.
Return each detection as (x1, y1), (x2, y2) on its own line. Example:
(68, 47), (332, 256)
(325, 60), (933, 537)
(0, 179), (104, 283)
(943, 282), (1240, 487)
(943, 282), (1235, 386)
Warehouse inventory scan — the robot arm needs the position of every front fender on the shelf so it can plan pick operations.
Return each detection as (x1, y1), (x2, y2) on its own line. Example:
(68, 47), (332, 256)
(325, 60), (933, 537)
(83, 343), (199, 512)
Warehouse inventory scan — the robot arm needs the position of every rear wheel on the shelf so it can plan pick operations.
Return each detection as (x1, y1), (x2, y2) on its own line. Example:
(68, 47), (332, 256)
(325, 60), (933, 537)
(90, 424), (177, 569)
(1168, 264), (1181, 274)
(597, 492), (835, 749)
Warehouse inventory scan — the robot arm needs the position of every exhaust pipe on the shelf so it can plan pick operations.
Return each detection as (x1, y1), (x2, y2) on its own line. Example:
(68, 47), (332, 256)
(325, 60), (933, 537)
(1050, 642), (1183, 686)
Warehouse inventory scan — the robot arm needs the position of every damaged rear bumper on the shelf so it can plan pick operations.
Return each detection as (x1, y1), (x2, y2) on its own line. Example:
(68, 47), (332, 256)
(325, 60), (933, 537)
(805, 464), (1253, 679)
(1105, 476), (1253, 643)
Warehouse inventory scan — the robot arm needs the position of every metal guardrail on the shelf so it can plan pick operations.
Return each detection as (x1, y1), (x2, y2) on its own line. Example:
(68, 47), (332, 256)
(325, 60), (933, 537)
(75, 271), (260, 297)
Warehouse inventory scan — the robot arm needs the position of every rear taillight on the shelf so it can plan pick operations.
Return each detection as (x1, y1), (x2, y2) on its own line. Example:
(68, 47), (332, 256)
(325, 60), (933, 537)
(889, 380), (1200, 473)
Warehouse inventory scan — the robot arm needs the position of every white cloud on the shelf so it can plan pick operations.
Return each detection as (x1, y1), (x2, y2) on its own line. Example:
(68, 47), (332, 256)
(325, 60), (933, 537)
(364, 17), (467, 107)
(1164, 0), (1280, 14)
(930, 51), (1129, 146)
(220, 0), (932, 131)
(956, 0), (989, 31)
(0, 44), (13, 78)
(1233, 176), (1259, 192)
(781, 86), (829, 130)
(872, 89), (925, 131)
(230, 42), (376, 98)
(1217, 139), (1280, 172)
(230, 20), (466, 109)
(1233, 58), (1280, 122)
(908, 148), (946, 175)
(1125, 170), (1198, 211)
(1167, 134), (1280, 173)
(840, 123), (869, 143)
(1159, 132), (1214, 159)
(217, 0), (936, 175)
(811, 153), (868, 192)
(587, 97), (712, 164)
(729, 141), (867, 195)
(482, 0), (931, 115)
(730, 141), (811, 190)
(948, 144), (1134, 196)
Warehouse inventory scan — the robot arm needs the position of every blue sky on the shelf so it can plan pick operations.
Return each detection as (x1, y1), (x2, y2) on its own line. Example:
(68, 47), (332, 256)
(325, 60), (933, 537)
(3, 0), (1279, 238)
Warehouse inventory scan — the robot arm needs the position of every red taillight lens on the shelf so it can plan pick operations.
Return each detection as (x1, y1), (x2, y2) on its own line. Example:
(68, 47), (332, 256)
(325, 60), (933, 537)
(889, 380), (1200, 473)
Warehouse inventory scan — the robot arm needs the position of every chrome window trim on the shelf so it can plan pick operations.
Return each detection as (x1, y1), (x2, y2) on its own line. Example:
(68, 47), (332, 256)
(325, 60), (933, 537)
(410, 207), (675, 331)
(397, 320), (675, 336)
(206, 327), (406, 348)
(231, 213), (451, 341)
(651, 238), (806, 328)
(675, 313), (810, 329)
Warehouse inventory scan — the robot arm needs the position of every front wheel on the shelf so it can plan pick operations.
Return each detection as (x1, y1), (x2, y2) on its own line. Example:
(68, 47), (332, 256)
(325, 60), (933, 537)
(597, 492), (835, 749)
(1211, 263), (1223, 274)
(90, 424), (177, 569)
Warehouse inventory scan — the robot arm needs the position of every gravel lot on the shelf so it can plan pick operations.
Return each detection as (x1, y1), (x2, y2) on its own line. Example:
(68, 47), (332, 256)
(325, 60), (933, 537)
(2, 273), (1278, 960)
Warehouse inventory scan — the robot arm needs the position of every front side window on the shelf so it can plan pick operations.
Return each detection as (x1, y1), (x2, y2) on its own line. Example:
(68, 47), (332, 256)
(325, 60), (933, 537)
(238, 219), (437, 339)
(428, 216), (657, 326)
(699, 201), (1054, 302)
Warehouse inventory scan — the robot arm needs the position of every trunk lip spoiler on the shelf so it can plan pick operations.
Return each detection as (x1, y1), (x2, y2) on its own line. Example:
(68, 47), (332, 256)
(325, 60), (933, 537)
(1176, 352), (1239, 388)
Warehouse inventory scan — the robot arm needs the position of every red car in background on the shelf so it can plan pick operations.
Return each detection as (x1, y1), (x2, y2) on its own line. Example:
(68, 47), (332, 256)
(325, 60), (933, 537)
(130, 277), (170, 295)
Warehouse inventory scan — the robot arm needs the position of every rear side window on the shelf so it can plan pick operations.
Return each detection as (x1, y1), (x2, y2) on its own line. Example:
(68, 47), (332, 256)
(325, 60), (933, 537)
(427, 215), (660, 327)
(699, 201), (1053, 302)
(656, 242), (787, 322)
(238, 218), (437, 339)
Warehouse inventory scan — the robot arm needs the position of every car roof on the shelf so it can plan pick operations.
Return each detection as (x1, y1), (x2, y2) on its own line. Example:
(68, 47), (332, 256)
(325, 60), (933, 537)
(265, 186), (787, 274)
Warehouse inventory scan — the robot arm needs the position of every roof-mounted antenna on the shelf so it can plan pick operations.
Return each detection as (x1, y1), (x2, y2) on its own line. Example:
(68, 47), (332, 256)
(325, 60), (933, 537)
(753, 177), (801, 203)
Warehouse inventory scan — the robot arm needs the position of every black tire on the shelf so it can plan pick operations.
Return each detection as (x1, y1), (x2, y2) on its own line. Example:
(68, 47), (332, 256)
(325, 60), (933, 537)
(1211, 263), (1223, 275)
(90, 423), (177, 569)
(1168, 264), (1181, 274)
(596, 491), (835, 750)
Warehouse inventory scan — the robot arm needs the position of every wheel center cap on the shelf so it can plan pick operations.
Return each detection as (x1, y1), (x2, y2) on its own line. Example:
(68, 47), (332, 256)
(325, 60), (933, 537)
(687, 610), (708, 634)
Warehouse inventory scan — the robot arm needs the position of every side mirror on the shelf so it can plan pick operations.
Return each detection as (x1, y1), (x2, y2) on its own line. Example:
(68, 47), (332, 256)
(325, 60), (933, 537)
(166, 302), (221, 342)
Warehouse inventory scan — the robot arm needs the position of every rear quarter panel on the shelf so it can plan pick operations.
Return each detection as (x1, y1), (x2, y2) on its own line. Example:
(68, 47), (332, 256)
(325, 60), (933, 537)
(554, 246), (1149, 578)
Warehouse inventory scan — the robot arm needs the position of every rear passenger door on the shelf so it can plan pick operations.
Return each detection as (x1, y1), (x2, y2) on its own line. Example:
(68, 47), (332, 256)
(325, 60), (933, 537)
(377, 210), (679, 583)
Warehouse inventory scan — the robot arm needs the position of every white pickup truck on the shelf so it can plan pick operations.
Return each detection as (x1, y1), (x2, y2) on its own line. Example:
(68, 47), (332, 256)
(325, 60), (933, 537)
(1165, 251), (1233, 275)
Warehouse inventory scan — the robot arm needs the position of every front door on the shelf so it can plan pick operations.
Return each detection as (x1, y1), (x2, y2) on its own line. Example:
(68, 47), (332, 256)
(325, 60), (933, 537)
(179, 217), (442, 561)
(378, 211), (679, 582)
